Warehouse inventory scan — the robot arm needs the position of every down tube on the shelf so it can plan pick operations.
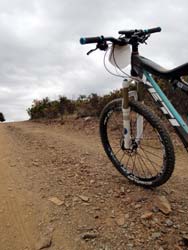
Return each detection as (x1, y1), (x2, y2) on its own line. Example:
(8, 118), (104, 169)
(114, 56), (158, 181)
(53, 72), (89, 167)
(144, 71), (188, 134)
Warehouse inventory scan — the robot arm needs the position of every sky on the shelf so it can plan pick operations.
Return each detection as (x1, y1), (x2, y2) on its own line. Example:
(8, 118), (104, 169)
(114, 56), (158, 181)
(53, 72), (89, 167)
(0, 0), (188, 121)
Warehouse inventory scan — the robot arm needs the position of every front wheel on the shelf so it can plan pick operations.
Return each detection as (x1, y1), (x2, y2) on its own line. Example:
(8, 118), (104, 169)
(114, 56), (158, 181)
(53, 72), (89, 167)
(99, 98), (175, 187)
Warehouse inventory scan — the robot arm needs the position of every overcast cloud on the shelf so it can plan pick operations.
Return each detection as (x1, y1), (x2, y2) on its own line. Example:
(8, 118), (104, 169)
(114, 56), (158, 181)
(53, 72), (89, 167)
(0, 0), (188, 121)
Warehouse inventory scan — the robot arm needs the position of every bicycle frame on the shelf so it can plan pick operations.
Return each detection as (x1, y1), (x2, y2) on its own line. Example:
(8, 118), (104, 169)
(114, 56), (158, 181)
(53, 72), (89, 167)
(143, 72), (188, 149)
(122, 71), (188, 150)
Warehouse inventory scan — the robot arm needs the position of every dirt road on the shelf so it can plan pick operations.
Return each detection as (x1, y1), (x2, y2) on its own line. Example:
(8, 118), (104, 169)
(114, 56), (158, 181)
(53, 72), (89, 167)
(0, 120), (188, 250)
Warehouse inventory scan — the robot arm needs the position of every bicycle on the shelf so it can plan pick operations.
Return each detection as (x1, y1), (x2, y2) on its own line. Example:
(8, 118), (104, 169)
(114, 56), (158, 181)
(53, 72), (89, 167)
(80, 27), (188, 187)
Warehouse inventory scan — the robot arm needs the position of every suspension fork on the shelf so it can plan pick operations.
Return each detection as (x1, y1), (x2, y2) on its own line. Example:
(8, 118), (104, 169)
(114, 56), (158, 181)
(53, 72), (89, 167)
(122, 79), (131, 149)
(122, 79), (144, 149)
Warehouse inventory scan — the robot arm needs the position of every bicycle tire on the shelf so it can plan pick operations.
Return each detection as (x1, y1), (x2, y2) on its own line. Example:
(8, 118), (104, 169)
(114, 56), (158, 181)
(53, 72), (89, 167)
(99, 98), (175, 187)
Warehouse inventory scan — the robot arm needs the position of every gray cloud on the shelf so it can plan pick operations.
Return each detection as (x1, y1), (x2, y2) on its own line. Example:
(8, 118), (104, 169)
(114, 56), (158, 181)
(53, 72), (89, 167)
(0, 0), (188, 121)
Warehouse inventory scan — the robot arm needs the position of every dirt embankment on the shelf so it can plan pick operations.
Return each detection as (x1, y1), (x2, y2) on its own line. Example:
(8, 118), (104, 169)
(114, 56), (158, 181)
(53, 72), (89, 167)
(0, 119), (188, 250)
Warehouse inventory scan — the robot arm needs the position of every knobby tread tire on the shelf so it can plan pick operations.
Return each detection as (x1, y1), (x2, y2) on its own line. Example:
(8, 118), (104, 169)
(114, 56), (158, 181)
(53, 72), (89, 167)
(99, 98), (175, 187)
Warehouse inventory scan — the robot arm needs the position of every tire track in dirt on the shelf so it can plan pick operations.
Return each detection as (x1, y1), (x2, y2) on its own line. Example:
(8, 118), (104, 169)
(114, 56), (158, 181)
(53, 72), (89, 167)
(0, 124), (39, 250)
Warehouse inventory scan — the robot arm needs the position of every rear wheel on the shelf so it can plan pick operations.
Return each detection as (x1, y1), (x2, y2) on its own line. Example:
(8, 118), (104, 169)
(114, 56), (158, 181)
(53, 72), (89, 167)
(99, 98), (175, 187)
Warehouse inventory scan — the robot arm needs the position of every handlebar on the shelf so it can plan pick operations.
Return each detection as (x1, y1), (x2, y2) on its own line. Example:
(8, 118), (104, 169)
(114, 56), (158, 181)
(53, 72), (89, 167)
(80, 36), (127, 46)
(145, 27), (161, 34)
(119, 27), (161, 36)
(80, 27), (161, 45)
(80, 36), (103, 45)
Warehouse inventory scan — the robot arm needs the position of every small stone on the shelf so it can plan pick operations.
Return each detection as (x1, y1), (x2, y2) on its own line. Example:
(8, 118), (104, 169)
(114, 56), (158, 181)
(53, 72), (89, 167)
(125, 213), (129, 219)
(35, 235), (52, 249)
(127, 243), (134, 248)
(165, 219), (173, 227)
(78, 195), (89, 202)
(115, 215), (125, 226)
(73, 196), (79, 202)
(84, 117), (92, 121)
(182, 235), (188, 246)
(48, 197), (64, 206)
(120, 186), (125, 194)
(141, 211), (153, 219)
(135, 204), (142, 209)
(178, 209), (185, 213)
(151, 232), (161, 239)
(154, 195), (172, 214)
(33, 162), (39, 167)
(81, 232), (98, 240)
(10, 164), (16, 167)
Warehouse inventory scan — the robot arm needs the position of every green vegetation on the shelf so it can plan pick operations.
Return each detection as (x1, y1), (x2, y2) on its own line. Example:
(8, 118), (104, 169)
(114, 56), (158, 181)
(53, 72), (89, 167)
(27, 90), (122, 120)
(27, 78), (188, 121)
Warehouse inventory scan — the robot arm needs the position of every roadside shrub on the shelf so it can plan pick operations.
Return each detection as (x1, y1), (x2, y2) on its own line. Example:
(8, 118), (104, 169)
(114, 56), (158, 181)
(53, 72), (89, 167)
(27, 81), (188, 121)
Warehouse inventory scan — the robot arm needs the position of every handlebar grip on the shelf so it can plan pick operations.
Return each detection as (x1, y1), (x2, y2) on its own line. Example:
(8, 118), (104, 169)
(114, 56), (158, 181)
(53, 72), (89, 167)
(80, 36), (103, 45)
(145, 27), (161, 34)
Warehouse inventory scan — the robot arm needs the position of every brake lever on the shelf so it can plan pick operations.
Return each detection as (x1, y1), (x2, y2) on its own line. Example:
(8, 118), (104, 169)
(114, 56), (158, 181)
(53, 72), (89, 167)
(140, 34), (150, 44)
(87, 41), (108, 56)
(87, 47), (98, 55)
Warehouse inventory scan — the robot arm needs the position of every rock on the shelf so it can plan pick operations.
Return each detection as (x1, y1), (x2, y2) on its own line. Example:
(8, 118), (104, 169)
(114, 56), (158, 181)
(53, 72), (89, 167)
(81, 232), (98, 240)
(48, 197), (64, 206)
(115, 214), (125, 226)
(165, 219), (173, 227)
(182, 235), (188, 246)
(78, 195), (89, 202)
(127, 243), (134, 248)
(120, 186), (125, 194)
(151, 232), (161, 240)
(178, 209), (186, 213)
(10, 164), (16, 167)
(134, 204), (142, 209)
(84, 117), (92, 121)
(90, 180), (95, 184)
(33, 161), (39, 167)
(35, 235), (52, 249)
(141, 211), (153, 219)
(154, 195), (172, 214)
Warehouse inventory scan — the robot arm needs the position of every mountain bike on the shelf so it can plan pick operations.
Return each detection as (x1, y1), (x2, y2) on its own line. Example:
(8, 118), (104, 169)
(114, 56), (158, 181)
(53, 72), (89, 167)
(80, 27), (188, 187)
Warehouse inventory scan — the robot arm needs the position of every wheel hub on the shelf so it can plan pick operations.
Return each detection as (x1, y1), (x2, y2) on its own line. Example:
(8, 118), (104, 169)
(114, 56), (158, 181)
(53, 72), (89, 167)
(120, 137), (138, 153)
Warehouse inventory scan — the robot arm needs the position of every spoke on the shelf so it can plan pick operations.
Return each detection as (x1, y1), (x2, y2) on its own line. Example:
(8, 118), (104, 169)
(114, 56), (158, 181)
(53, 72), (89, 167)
(137, 152), (161, 168)
(132, 151), (139, 174)
(137, 152), (155, 178)
(140, 143), (161, 150)
(131, 153), (137, 175)
(125, 152), (132, 167)
(138, 147), (160, 174)
(114, 148), (122, 156)
(140, 146), (163, 159)
(136, 153), (149, 178)
(111, 145), (121, 149)
(119, 152), (126, 163)
(137, 137), (159, 141)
